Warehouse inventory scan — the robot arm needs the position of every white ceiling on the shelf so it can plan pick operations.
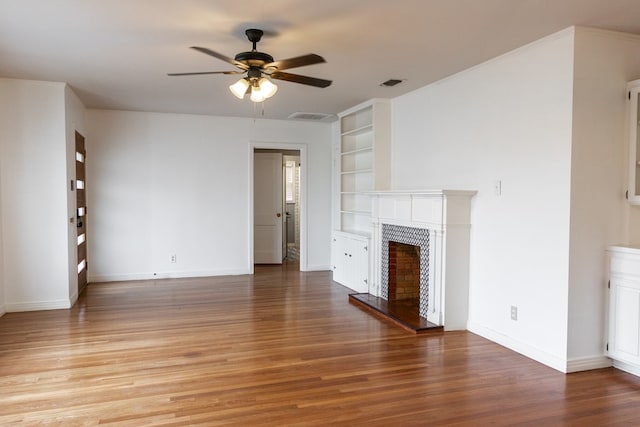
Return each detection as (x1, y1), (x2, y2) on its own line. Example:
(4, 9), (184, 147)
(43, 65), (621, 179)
(2, 0), (640, 121)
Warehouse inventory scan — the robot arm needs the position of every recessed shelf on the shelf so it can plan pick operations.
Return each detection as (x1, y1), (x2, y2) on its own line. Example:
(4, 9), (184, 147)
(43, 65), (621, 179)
(341, 124), (373, 137)
(340, 228), (372, 238)
(341, 147), (373, 156)
(341, 209), (372, 216)
(341, 169), (373, 175)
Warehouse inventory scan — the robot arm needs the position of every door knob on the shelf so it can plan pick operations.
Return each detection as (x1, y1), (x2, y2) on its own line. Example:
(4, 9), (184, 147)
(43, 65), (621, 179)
(276, 213), (281, 217)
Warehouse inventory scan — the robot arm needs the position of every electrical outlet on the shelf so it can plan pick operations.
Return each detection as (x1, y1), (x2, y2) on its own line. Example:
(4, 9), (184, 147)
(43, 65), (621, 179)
(510, 305), (518, 321)
(171, 254), (177, 263)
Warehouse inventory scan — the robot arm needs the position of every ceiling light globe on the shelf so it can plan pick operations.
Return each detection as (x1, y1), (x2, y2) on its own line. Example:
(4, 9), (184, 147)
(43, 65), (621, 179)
(250, 85), (266, 103)
(229, 78), (249, 99)
(258, 78), (278, 99)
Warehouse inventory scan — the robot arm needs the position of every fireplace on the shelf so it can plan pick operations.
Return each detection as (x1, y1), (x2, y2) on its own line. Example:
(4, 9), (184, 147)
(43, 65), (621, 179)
(381, 224), (430, 318)
(370, 190), (476, 330)
(348, 190), (475, 332)
(388, 242), (420, 301)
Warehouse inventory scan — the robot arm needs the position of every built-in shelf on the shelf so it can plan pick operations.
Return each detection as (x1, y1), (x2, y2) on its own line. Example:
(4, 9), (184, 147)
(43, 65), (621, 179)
(333, 99), (391, 293)
(340, 210), (371, 216)
(341, 124), (373, 137)
(341, 147), (373, 156)
(340, 169), (373, 175)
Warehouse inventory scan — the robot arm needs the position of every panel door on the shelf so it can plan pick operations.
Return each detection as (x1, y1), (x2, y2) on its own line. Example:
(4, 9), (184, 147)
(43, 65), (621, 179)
(254, 152), (283, 264)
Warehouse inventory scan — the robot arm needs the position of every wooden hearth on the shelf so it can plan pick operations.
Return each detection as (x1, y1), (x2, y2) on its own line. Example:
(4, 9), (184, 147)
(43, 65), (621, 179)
(349, 293), (443, 334)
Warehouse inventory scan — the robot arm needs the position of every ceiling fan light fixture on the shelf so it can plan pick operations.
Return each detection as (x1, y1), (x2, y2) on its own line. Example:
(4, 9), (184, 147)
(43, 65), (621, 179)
(229, 78), (250, 99)
(258, 78), (278, 99)
(250, 84), (266, 103)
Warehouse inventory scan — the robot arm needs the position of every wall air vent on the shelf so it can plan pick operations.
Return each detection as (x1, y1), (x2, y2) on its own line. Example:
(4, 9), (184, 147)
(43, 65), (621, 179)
(287, 112), (335, 122)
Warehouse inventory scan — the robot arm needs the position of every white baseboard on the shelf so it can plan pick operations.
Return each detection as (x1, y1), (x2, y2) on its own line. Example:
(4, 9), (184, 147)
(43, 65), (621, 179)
(88, 268), (252, 283)
(612, 359), (640, 377)
(69, 290), (79, 307)
(303, 264), (331, 272)
(0, 305), (5, 317)
(5, 299), (72, 312)
(566, 355), (612, 373)
(467, 321), (568, 373)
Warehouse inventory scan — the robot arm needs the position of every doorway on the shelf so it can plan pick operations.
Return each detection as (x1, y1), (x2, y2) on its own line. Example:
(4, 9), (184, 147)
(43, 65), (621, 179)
(250, 143), (307, 272)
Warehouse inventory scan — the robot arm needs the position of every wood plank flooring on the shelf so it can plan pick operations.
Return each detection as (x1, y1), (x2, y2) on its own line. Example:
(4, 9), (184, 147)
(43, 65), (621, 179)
(1, 264), (640, 425)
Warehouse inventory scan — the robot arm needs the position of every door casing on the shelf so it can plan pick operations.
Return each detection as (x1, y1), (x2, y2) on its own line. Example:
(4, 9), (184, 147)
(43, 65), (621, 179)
(249, 142), (307, 273)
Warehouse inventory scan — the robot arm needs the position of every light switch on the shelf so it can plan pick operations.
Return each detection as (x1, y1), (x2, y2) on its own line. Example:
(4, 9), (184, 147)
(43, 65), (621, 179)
(494, 180), (502, 196)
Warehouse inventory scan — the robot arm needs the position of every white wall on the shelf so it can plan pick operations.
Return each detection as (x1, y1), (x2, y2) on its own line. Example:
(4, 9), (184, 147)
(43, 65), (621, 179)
(0, 79), (73, 310)
(391, 30), (576, 370)
(86, 110), (332, 281)
(567, 29), (640, 366)
(64, 85), (86, 304)
(0, 163), (4, 316)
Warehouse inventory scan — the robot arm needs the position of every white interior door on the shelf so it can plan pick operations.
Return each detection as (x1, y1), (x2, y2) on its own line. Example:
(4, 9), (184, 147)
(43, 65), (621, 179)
(254, 152), (283, 264)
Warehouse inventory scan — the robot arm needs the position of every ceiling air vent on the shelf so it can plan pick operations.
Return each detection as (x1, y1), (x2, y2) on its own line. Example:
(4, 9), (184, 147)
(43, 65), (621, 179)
(287, 112), (335, 122)
(380, 79), (404, 87)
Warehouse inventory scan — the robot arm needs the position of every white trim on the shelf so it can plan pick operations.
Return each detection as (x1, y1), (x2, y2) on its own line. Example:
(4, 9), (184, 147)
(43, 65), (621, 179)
(613, 359), (640, 377)
(304, 264), (331, 272)
(468, 321), (568, 373)
(69, 289), (78, 307)
(0, 306), (5, 317)
(5, 299), (72, 312)
(88, 268), (251, 283)
(249, 141), (309, 272)
(566, 356), (612, 373)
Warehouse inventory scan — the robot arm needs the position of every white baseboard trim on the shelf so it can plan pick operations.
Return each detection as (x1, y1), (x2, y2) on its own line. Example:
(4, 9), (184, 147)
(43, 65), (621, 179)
(5, 299), (72, 312)
(69, 290), (79, 307)
(566, 355), (612, 373)
(88, 268), (252, 283)
(0, 306), (5, 317)
(303, 264), (331, 272)
(467, 321), (568, 373)
(612, 359), (640, 377)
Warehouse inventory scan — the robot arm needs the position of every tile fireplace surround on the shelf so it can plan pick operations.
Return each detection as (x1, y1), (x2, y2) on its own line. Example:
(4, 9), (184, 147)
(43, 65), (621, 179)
(369, 190), (476, 330)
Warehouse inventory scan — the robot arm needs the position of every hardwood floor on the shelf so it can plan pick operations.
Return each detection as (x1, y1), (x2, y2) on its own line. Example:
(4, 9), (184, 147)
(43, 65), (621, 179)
(1, 265), (640, 426)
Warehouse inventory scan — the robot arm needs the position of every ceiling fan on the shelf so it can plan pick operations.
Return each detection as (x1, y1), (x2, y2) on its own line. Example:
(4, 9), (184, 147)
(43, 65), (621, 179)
(168, 29), (332, 102)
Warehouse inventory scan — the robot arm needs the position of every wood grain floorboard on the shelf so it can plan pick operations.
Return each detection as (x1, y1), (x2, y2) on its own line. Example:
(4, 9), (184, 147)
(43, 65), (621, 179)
(1, 264), (640, 425)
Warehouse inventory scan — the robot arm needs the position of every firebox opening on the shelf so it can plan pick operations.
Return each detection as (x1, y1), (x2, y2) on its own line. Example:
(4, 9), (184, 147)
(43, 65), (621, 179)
(388, 241), (421, 304)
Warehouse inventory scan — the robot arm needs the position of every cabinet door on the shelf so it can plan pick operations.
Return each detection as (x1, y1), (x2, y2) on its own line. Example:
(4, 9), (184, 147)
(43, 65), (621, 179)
(349, 238), (370, 294)
(628, 82), (640, 204)
(332, 235), (349, 285)
(609, 278), (640, 364)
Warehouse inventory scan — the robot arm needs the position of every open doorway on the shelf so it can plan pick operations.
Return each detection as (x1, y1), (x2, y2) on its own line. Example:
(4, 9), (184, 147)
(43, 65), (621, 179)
(283, 154), (300, 263)
(250, 143), (306, 272)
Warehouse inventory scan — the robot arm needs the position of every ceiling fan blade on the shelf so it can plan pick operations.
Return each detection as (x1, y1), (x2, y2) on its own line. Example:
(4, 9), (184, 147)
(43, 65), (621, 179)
(167, 71), (244, 76)
(270, 71), (332, 88)
(190, 46), (249, 70)
(264, 54), (326, 71)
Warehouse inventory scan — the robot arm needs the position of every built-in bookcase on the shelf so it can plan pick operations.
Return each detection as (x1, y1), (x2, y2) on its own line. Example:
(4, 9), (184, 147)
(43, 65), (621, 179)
(338, 99), (390, 236)
(332, 99), (390, 292)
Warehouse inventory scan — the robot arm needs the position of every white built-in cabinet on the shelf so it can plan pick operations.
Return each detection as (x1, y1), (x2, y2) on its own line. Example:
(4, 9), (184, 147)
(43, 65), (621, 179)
(607, 246), (640, 377)
(627, 80), (640, 204)
(332, 99), (391, 291)
(332, 231), (369, 293)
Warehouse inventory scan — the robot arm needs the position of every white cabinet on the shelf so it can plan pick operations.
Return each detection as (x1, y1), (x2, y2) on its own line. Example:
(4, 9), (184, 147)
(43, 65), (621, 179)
(627, 80), (640, 204)
(338, 99), (391, 235)
(608, 246), (640, 376)
(332, 231), (370, 293)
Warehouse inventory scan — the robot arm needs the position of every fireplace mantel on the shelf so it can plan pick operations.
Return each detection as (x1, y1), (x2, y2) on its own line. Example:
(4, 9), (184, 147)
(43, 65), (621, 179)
(369, 189), (476, 330)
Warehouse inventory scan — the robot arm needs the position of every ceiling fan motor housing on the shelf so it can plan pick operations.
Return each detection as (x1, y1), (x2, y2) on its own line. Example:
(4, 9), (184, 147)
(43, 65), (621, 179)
(234, 51), (274, 68)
